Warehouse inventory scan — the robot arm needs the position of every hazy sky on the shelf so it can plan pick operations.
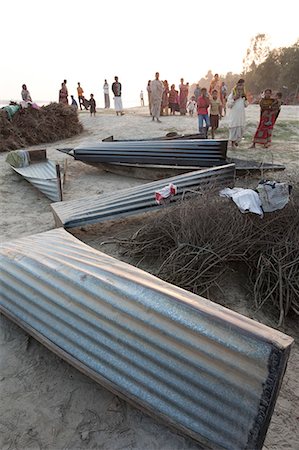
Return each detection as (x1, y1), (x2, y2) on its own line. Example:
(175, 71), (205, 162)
(1, 0), (298, 107)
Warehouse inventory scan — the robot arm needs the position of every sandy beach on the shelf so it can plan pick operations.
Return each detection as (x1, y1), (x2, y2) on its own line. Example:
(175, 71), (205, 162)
(0, 105), (298, 449)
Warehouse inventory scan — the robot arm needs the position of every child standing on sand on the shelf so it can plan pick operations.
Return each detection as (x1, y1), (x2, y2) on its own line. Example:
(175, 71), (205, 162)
(209, 90), (222, 138)
(89, 94), (96, 117)
(186, 96), (197, 116)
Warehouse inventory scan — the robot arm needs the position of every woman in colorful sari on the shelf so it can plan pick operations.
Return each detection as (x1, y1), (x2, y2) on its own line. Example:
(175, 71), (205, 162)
(179, 78), (188, 115)
(250, 89), (276, 148)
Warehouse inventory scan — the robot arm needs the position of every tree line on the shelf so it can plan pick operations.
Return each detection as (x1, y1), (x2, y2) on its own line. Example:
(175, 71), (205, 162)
(191, 35), (299, 103)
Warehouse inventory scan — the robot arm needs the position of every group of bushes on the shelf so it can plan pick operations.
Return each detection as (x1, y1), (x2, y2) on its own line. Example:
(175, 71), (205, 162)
(0, 102), (83, 152)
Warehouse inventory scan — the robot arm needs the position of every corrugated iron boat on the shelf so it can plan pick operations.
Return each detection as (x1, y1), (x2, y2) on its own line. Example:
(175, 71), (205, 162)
(57, 138), (228, 168)
(51, 164), (236, 228)
(0, 228), (294, 450)
(6, 149), (65, 202)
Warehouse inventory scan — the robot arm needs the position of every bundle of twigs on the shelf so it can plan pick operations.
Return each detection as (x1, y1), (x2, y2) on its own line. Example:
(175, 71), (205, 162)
(118, 189), (299, 325)
(0, 102), (83, 152)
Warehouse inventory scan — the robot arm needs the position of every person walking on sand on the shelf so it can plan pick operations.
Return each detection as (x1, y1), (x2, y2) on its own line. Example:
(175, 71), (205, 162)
(89, 94), (96, 116)
(112, 76), (124, 116)
(77, 82), (84, 110)
(150, 72), (163, 122)
(227, 79), (248, 148)
(140, 90), (144, 106)
(103, 79), (110, 108)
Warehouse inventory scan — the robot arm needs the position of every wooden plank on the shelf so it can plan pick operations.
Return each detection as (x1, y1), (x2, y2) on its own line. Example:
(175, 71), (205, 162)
(28, 149), (47, 162)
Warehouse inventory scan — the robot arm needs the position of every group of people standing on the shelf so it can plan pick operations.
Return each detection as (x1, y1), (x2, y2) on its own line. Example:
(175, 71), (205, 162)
(146, 73), (228, 138)
(147, 73), (228, 119)
(59, 80), (96, 116)
(147, 76), (192, 118)
(58, 78), (125, 116)
(146, 72), (282, 148)
(23, 73), (282, 148)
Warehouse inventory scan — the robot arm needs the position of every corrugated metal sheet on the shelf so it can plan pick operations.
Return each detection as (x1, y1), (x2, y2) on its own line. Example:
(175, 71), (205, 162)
(51, 164), (235, 228)
(10, 160), (63, 202)
(68, 139), (228, 166)
(0, 229), (293, 450)
(101, 132), (207, 141)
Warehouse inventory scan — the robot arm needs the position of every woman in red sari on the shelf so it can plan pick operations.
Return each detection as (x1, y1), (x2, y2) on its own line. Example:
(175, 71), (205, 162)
(250, 89), (278, 148)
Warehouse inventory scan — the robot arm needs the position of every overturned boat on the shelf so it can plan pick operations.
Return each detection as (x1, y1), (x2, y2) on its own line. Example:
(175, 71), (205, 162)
(6, 149), (65, 202)
(51, 164), (236, 228)
(0, 228), (293, 450)
(58, 138), (228, 168)
(101, 131), (207, 141)
(57, 137), (285, 181)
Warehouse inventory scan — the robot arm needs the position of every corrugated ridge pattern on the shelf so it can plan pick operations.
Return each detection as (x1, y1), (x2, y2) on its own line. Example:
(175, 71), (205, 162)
(0, 229), (293, 450)
(73, 139), (227, 164)
(51, 164), (235, 227)
(11, 161), (62, 202)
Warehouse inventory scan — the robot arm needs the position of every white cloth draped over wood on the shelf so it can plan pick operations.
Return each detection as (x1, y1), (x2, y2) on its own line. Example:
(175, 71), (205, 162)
(227, 93), (248, 142)
(150, 79), (163, 118)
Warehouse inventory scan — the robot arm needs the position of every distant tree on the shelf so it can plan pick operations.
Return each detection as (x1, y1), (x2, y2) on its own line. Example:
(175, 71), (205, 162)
(243, 34), (270, 73)
(189, 40), (298, 103)
(243, 39), (299, 102)
(254, 49), (281, 90)
(222, 72), (241, 92)
(278, 40), (299, 94)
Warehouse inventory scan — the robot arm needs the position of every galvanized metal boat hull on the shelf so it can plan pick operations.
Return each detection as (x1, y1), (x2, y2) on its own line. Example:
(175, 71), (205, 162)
(63, 139), (228, 167)
(9, 160), (63, 202)
(51, 164), (235, 228)
(0, 229), (293, 450)
(101, 132), (207, 141)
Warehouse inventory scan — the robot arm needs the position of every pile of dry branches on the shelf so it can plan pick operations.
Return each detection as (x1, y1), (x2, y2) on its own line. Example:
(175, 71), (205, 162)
(0, 103), (83, 152)
(119, 190), (299, 325)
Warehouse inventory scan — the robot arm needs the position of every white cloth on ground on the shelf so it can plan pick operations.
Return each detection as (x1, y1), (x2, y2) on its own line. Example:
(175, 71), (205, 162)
(220, 187), (263, 216)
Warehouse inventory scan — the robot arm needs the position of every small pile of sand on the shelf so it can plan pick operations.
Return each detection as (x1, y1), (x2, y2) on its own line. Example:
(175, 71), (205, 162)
(0, 103), (83, 152)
